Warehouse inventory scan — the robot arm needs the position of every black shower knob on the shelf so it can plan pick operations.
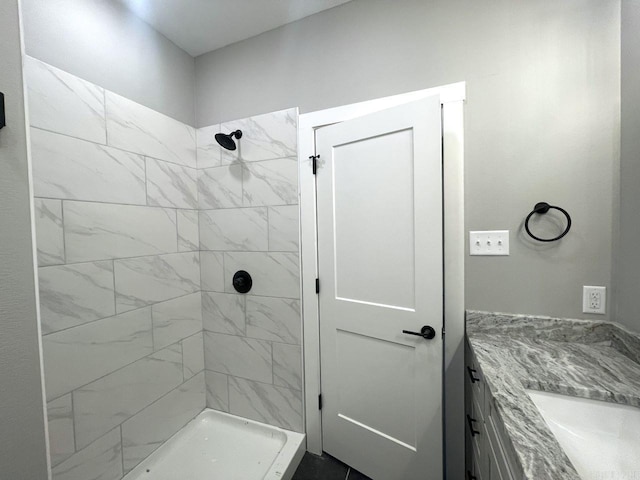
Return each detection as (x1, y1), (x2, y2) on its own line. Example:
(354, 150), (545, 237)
(232, 270), (252, 293)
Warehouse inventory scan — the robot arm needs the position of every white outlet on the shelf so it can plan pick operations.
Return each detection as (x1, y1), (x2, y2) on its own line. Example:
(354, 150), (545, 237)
(469, 230), (510, 256)
(583, 286), (606, 314)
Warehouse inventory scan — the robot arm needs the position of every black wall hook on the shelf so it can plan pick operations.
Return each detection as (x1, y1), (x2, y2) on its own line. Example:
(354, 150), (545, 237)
(0, 92), (6, 130)
(524, 202), (572, 242)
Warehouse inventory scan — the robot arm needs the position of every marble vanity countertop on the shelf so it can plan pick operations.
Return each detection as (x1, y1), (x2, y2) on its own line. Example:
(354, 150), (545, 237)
(466, 311), (640, 480)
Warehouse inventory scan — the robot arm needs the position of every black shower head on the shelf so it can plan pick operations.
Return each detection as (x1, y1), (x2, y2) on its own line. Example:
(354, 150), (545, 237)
(215, 130), (243, 151)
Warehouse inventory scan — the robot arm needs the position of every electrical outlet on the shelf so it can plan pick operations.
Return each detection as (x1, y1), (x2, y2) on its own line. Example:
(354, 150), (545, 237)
(469, 231), (510, 256)
(583, 286), (606, 314)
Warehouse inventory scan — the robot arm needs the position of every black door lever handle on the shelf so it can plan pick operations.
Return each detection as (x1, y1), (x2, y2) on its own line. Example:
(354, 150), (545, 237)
(402, 326), (436, 340)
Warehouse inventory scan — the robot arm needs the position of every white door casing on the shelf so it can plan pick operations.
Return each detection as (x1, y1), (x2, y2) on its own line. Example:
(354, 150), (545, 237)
(315, 96), (444, 480)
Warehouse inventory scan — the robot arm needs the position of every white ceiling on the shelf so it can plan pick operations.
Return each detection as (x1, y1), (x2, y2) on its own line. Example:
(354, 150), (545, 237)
(118, 0), (353, 57)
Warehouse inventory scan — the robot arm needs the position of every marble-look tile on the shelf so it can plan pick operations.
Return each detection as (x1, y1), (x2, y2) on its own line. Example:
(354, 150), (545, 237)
(224, 252), (300, 298)
(198, 165), (243, 209)
(204, 332), (272, 384)
(177, 210), (199, 252)
(146, 158), (198, 209)
(182, 332), (204, 380)
(51, 428), (122, 480)
(200, 251), (225, 292)
(42, 308), (152, 401)
(34, 198), (65, 266)
(220, 108), (297, 164)
(24, 56), (106, 144)
(105, 91), (196, 168)
(114, 252), (200, 312)
(151, 292), (202, 350)
(205, 371), (229, 412)
(31, 128), (146, 205)
(199, 208), (268, 251)
(196, 124), (221, 169)
(39, 261), (115, 334)
(121, 372), (205, 473)
(64, 201), (177, 262)
(73, 345), (183, 449)
(246, 296), (301, 345)
(228, 377), (303, 432)
(242, 158), (298, 206)
(268, 205), (299, 252)
(202, 292), (245, 336)
(273, 343), (303, 391)
(47, 394), (75, 467)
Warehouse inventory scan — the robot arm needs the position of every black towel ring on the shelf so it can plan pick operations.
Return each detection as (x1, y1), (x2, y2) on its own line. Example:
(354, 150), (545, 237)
(524, 202), (572, 242)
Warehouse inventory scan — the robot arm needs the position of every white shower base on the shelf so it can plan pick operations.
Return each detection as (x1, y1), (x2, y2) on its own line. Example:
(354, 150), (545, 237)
(123, 409), (306, 480)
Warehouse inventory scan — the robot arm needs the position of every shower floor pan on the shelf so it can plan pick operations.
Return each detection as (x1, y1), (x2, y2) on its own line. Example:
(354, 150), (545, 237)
(124, 409), (305, 480)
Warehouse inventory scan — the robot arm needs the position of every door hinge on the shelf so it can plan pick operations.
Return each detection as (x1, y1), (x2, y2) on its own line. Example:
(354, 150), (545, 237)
(315, 278), (320, 294)
(309, 154), (320, 175)
(319, 394), (323, 410)
(442, 327), (445, 339)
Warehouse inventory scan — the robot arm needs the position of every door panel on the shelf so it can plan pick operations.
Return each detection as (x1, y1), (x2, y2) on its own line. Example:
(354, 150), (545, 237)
(316, 96), (443, 480)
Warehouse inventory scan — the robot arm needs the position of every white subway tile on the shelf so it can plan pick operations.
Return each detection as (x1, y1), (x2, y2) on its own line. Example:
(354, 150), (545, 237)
(47, 394), (75, 467)
(114, 252), (200, 313)
(204, 332), (272, 384)
(202, 292), (245, 336)
(105, 91), (196, 168)
(121, 373), (205, 473)
(24, 56), (106, 144)
(224, 252), (300, 298)
(273, 343), (302, 391)
(146, 158), (198, 209)
(64, 201), (177, 262)
(228, 377), (303, 432)
(246, 296), (301, 345)
(151, 292), (202, 350)
(200, 208), (268, 251)
(31, 128), (146, 204)
(220, 108), (297, 164)
(39, 261), (115, 334)
(51, 428), (122, 480)
(268, 205), (299, 252)
(200, 251), (225, 292)
(34, 198), (65, 266)
(198, 165), (243, 209)
(42, 308), (153, 400)
(242, 158), (298, 206)
(182, 332), (205, 380)
(177, 210), (199, 252)
(73, 345), (183, 449)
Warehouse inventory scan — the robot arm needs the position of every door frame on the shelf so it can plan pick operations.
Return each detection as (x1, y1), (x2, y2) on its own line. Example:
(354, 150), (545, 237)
(297, 82), (466, 477)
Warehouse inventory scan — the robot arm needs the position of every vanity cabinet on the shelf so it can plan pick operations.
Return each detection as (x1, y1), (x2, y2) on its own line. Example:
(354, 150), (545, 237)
(465, 337), (517, 480)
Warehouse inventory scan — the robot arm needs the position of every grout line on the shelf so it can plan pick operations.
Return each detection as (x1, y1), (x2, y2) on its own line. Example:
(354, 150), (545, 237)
(60, 199), (67, 265)
(47, 337), (190, 406)
(38, 245), (200, 269)
(202, 368), (301, 393)
(119, 425), (125, 475)
(43, 290), (200, 337)
(111, 259), (117, 315)
(30, 125), (197, 170)
(144, 157), (149, 205)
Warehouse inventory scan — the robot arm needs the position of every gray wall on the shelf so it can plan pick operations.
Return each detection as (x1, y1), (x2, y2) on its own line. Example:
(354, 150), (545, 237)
(21, 0), (196, 125)
(0, 0), (50, 477)
(196, 0), (620, 322)
(617, 0), (640, 332)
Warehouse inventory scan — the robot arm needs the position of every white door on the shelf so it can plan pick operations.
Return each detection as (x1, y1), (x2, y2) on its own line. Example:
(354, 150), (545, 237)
(316, 96), (443, 480)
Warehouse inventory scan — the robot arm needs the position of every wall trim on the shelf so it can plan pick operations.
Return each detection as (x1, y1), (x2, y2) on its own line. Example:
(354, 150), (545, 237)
(297, 82), (466, 477)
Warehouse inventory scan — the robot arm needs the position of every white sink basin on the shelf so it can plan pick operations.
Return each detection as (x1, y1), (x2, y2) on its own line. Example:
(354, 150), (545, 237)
(526, 390), (640, 480)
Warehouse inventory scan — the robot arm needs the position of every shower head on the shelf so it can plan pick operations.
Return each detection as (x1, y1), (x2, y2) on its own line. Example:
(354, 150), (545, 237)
(215, 130), (243, 151)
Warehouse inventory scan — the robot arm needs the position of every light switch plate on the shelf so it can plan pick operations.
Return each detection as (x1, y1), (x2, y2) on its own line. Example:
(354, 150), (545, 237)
(469, 230), (510, 256)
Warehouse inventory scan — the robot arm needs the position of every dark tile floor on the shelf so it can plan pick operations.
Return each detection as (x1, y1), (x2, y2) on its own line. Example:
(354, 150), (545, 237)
(292, 452), (373, 480)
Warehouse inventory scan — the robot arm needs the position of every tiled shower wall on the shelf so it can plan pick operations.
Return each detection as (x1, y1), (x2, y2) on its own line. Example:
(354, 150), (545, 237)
(26, 57), (205, 479)
(196, 109), (304, 432)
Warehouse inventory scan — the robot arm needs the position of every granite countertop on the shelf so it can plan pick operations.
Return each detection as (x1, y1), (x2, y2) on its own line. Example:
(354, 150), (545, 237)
(466, 311), (640, 480)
